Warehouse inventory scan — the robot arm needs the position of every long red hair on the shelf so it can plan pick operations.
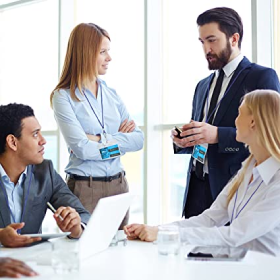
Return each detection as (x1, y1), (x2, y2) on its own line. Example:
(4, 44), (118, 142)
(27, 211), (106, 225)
(50, 23), (110, 106)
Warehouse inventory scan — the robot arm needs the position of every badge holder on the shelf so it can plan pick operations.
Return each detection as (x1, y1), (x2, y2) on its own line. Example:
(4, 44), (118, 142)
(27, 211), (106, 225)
(98, 131), (121, 160)
(192, 143), (208, 164)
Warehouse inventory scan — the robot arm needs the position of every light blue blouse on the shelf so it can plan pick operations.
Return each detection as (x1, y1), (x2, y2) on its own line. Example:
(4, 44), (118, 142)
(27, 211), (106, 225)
(52, 79), (144, 177)
(0, 164), (27, 223)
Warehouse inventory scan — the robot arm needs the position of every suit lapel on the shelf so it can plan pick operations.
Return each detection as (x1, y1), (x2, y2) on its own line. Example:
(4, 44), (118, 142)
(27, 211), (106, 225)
(213, 57), (252, 125)
(21, 165), (35, 231)
(0, 178), (11, 227)
(198, 73), (215, 121)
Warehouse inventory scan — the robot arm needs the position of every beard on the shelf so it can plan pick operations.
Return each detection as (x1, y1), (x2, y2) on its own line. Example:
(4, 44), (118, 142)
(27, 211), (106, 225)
(206, 41), (232, 70)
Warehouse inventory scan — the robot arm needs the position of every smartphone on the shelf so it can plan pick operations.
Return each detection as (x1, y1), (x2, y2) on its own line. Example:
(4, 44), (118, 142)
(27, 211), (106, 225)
(185, 246), (247, 262)
(174, 125), (196, 140)
(174, 126), (183, 139)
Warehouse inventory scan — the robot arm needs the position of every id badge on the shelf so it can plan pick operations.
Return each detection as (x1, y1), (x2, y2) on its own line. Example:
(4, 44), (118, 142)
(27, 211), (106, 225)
(192, 143), (208, 164)
(98, 140), (121, 160)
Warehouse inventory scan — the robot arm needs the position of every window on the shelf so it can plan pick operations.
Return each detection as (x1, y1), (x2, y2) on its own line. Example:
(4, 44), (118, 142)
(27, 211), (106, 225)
(0, 0), (59, 168)
(273, 0), (280, 75)
(0, 0), (274, 228)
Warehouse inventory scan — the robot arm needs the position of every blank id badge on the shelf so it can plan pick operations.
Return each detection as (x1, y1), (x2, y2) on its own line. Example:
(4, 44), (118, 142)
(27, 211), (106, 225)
(98, 140), (121, 160)
(192, 143), (208, 164)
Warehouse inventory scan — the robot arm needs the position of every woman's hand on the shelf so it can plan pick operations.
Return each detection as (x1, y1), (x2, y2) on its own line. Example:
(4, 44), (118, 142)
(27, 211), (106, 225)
(119, 119), (135, 133)
(86, 134), (101, 142)
(124, 224), (159, 242)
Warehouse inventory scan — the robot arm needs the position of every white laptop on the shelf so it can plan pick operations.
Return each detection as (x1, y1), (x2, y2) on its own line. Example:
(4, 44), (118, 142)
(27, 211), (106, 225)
(79, 193), (133, 260)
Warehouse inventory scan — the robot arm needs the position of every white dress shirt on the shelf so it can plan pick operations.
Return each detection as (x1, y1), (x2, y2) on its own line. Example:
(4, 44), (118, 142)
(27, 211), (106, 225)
(194, 54), (244, 174)
(169, 156), (280, 256)
(202, 54), (244, 123)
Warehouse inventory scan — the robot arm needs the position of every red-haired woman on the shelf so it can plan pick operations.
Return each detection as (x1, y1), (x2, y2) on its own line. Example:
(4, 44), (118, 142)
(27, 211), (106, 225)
(51, 23), (144, 229)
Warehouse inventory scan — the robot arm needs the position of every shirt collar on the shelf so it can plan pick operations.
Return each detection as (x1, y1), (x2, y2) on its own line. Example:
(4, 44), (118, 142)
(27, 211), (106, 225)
(0, 164), (28, 185)
(79, 78), (103, 98)
(256, 157), (280, 185)
(217, 53), (244, 78)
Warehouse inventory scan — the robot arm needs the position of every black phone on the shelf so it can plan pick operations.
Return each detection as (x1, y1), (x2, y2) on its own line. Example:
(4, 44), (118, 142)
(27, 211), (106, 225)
(174, 126), (183, 139)
(185, 246), (247, 261)
(174, 125), (196, 140)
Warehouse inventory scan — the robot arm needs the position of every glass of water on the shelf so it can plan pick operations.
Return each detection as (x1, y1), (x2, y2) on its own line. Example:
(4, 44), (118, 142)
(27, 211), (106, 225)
(51, 239), (79, 274)
(157, 225), (180, 256)
(110, 230), (128, 247)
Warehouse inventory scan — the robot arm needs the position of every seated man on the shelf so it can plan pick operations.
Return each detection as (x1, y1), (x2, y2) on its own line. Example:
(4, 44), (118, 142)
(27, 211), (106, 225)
(0, 103), (90, 247)
(0, 257), (38, 278)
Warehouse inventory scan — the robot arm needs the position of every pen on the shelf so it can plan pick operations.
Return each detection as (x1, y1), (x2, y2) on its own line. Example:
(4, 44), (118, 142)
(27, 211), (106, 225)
(47, 202), (64, 221)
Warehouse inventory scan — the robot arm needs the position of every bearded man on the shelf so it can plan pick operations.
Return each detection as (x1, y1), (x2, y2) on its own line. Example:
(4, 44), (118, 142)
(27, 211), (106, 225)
(171, 7), (280, 218)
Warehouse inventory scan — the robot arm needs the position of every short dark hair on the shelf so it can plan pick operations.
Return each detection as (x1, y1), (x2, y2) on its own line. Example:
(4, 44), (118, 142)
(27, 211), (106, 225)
(197, 7), (243, 48)
(0, 103), (34, 155)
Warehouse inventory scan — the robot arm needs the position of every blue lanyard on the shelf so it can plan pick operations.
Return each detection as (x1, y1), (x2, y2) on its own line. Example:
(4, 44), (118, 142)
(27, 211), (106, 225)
(0, 166), (33, 234)
(84, 84), (105, 134)
(205, 68), (244, 123)
(230, 178), (263, 223)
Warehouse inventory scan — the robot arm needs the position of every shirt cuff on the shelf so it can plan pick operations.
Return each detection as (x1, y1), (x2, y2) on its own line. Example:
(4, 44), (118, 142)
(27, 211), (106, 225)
(67, 223), (86, 240)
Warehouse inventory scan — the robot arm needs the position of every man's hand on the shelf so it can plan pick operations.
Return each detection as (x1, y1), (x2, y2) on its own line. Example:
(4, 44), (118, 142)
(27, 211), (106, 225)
(0, 223), (41, 248)
(124, 224), (158, 242)
(54, 207), (83, 238)
(171, 121), (218, 148)
(119, 119), (135, 133)
(0, 257), (38, 278)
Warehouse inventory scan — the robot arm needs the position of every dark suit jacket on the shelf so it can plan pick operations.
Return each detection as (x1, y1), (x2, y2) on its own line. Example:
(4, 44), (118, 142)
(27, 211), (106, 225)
(0, 160), (90, 234)
(175, 57), (280, 213)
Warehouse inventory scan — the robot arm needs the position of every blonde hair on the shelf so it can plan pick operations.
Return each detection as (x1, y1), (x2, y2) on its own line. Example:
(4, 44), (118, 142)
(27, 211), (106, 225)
(50, 23), (110, 106)
(227, 89), (280, 203)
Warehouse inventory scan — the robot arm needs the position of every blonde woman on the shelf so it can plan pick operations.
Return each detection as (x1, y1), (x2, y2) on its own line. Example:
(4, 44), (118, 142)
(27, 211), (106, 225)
(125, 89), (280, 255)
(50, 23), (144, 229)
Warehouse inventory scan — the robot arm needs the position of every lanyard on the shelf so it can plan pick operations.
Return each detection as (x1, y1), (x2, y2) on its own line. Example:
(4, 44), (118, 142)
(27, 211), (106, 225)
(230, 178), (263, 223)
(205, 68), (244, 123)
(0, 166), (33, 234)
(84, 84), (106, 135)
